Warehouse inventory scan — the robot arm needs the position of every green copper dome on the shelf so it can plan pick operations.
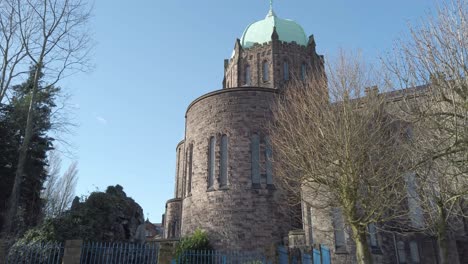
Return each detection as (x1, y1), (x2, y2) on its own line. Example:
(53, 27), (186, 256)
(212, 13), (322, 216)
(240, 8), (308, 48)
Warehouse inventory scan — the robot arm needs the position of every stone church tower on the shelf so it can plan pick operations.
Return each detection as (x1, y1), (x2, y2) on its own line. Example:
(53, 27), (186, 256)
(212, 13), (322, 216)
(163, 4), (323, 252)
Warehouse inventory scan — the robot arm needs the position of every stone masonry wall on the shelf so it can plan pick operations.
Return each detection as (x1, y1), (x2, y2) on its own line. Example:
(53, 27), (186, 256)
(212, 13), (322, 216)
(181, 87), (295, 253)
(164, 199), (182, 239)
(224, 37), (323, 90)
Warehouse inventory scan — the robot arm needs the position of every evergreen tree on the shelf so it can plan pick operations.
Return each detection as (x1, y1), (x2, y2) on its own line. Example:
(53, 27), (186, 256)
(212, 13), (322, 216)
(0, 67), (58, 235)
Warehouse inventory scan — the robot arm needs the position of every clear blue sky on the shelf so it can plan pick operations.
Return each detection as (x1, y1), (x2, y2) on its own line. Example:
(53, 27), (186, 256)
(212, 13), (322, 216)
(60, 0), (437, 223)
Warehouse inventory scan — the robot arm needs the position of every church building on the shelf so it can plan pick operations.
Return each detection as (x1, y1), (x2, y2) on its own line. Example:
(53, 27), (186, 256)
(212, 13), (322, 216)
(161, 3), (467, 264)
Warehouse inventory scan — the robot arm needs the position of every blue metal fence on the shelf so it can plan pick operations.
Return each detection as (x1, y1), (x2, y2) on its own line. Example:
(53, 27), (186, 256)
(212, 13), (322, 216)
(173, 250), (267, 264)
(320, 245), (331, 264)
(5, 241), (64, 264)
(312, 248), (321, 264)
(80, 241), (159, 264)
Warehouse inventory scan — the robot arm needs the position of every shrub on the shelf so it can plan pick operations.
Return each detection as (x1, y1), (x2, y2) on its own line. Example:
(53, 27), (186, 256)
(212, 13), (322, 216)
(175, 228), (212, 260)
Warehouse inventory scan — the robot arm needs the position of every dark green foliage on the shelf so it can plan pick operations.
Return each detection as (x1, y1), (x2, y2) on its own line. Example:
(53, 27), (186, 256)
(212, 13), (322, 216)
(0, 66), (57, 234)
(16, 185), (145, 243)
(175, 228), (212, 258)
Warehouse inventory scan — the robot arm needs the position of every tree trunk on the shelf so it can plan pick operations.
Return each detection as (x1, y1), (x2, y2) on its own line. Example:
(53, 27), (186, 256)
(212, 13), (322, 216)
(437, 204), (449, 264)
(351, 224), (373, 264)
(3, 64), (41, 235)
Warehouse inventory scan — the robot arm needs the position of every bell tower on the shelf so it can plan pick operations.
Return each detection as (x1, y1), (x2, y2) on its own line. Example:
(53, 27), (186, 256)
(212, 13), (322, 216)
(223, 3), (324, 89)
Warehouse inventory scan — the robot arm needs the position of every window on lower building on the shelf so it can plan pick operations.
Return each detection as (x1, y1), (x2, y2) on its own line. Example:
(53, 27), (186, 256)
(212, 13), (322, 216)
(409, 241), (420, 263)
(397, 241), (407, 264)
(332, 208), (346, 251)
(368, 223), (379, 249)
(208, 137), (216, 189)
(251, 134), (260, 186)
(220, 134), (228, 187)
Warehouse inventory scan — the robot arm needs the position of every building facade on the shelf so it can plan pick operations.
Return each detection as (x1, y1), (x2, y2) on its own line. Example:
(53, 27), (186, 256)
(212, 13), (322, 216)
(162, 4), (467, 264)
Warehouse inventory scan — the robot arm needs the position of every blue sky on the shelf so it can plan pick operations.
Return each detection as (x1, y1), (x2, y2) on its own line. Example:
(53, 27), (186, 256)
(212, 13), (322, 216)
(60, 0), (437, 223)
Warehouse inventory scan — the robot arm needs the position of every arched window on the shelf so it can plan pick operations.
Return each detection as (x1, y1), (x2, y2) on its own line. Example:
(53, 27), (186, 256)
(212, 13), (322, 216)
(265, 136), (273, 185)
(283, 61), (290, 80)
(262, 61), (269, 82)
(251, 134), (260, 186)
(187, 144), (193, 195)
(220, 135), (228, 187)
(208, 137), (216, 189)
(244, 65), (251, 85)
(301, 63), (307, 80)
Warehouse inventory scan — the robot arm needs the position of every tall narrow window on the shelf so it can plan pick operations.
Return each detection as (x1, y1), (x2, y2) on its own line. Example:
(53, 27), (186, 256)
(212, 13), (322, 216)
(208, 137), (216, 189)
(301, 63), (307, 80)
(263, 61), (269, 82)
(187, 144), (193, 195)
(368, 223), (379, 249)
(220, 135), (228, 187)
(265, 136), (273, 185)
(182, 150), (187, 197)
(409, 241), (420, 263)
(283, 61), (289, 80)
(251, 134), (260, 186)
(406, 173), (423, 228)
(245, 65), (251, 85)
(306, 205), (314, 245)
(175, 149), (181, 198)
(332, 208), (346, 251)
(397, 241), (407, 263)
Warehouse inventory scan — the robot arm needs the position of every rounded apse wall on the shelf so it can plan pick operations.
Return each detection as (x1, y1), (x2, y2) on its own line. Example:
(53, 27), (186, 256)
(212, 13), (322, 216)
(181, 87), (295, 252)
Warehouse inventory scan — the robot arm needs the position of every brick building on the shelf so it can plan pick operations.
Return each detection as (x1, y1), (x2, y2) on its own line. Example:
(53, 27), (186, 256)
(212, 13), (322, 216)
(161, 3), (467, 263)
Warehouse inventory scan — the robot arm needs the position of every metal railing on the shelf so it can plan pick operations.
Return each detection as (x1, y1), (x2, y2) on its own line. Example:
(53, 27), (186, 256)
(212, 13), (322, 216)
(173, 250), (268, 264)
(5, 241), (64, 264)
(80, 241), (159, 264)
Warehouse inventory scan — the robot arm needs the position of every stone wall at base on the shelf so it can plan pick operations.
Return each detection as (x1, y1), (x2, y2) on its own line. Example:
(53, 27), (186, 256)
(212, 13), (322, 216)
(62, 240), (83, 264)
(157, 241), (178, 264)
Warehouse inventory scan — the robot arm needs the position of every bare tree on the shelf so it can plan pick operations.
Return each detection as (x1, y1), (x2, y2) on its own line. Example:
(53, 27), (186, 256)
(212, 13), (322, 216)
(269, 51), (411, 264)
(0, 0), (27, 103)
(4, 0), (92, 234)
(385, 1), (468, 263)
(42, 151), (78, 218)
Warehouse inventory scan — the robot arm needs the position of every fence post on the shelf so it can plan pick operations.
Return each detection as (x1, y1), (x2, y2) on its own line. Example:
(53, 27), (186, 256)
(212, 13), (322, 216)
(0, 239), (5, 264)
(62, 240), (83, 264)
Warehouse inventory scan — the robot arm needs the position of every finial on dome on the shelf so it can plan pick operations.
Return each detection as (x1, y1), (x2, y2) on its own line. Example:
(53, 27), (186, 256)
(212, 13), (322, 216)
(267, 0), (276, 17)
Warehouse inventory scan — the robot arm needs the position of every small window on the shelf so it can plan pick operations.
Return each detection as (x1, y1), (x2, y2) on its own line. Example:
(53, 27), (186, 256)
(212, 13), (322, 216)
(283, 61), (289, 80)
(265, 136), (273, 185)
(263, 61), (269, 82)
(368, 223), (379, 248)
(409, 241), (420, 263)
(251, 134), (260, 186)
(208, 137), (216, 189)
(332, 208), (346, 251)
(245, 65), (251, 85)
(301, 63), (307, 80)
(397, 241), (407, 264)
(220, 135), (228, 187)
